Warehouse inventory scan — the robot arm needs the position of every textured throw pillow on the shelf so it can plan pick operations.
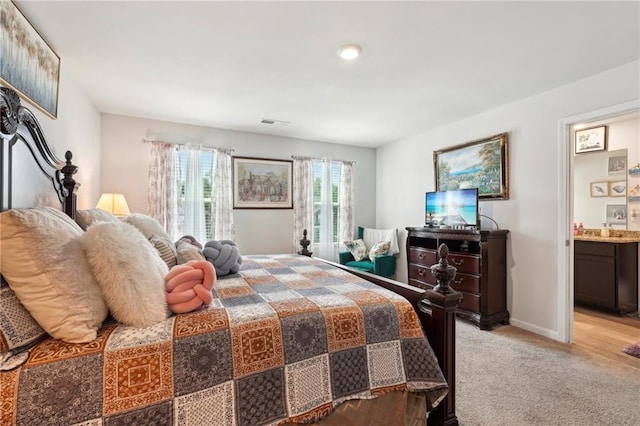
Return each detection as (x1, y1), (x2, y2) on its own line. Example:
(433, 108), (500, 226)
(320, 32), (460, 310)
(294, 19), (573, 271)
(150, 234), (178, 269)
(75, 208), (119, 231)
(0, 207), (109, 343)
(369, 240), (391, 262)
(344, 239), (368, 261)
(81, 221), (169, 327)
(0, 276), (47, 367)
(176, 239), (205, 264)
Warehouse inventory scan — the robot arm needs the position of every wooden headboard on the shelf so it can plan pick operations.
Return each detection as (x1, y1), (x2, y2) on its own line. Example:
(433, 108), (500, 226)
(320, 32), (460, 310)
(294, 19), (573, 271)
(0, 87), (78, 218)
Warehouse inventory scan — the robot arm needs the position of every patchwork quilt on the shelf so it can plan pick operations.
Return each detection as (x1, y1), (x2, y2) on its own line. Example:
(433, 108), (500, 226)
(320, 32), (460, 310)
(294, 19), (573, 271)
(0, 254), (448, 425)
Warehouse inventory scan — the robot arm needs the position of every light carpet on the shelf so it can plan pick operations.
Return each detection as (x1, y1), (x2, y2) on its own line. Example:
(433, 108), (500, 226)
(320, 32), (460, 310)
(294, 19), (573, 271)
(454, 320), (639, 426)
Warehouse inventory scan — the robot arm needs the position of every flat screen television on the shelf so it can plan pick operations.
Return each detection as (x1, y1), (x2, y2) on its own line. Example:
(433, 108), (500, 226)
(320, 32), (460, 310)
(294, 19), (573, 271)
(425, 188), (479, 228)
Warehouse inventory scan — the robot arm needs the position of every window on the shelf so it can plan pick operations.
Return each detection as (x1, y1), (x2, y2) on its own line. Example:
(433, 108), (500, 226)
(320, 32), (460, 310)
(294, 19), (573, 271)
(312, 160), (341, 244)
(174, 148), (215, 241)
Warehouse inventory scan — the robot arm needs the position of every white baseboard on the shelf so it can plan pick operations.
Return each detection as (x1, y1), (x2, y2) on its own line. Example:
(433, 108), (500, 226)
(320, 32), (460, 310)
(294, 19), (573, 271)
(509, 318), (562, 342)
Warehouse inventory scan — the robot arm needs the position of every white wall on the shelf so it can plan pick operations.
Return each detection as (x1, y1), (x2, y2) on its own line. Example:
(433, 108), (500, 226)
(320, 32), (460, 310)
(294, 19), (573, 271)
(376, 60), (640, 340)
(100, 114), (376, 254)
(17, 68), (102, 209)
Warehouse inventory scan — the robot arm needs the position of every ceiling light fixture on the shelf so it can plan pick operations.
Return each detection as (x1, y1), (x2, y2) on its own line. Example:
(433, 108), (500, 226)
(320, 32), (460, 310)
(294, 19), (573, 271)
(337, 44), (362, 61)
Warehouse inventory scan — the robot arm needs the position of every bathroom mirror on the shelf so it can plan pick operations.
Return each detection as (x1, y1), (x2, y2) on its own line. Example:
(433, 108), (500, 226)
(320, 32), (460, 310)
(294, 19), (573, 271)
(574, 148), (628, 229)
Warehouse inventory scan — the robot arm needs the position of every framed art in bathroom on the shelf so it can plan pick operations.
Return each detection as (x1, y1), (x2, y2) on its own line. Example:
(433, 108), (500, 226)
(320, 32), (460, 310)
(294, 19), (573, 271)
(608, 180), (626, 197)
(575, 126), (607, 154)
(590, 181), (608, 197)
(605, 204), (626, 225)
(607, 155), (626, 175)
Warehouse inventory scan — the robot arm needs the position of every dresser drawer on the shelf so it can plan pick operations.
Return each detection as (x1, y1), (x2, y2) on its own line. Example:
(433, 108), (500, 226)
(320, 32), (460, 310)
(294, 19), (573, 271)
(458, 292), (480, 314)
(450, 272), (480, 294)
(448, 253), (480, 275)
(408, 263), (435, 285)
(408, 247), (437, 266)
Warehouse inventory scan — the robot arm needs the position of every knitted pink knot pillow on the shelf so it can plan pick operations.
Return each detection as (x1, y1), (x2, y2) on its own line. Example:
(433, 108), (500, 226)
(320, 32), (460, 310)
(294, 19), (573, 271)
(165, 260), (216, 314)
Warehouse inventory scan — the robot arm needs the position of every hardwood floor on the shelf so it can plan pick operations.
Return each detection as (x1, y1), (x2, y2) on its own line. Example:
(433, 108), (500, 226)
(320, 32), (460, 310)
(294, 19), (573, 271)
(573, 306), (640, 370)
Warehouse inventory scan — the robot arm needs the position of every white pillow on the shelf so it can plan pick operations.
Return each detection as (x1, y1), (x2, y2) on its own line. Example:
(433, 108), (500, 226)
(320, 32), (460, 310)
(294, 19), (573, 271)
(75, 208), (118, 231)
(124, 213), (170, 240)
(0, 207), (108, 343)
(369, 240), (391, 262)
(344, 239), (368, 261)
(81, 221), (169, 327)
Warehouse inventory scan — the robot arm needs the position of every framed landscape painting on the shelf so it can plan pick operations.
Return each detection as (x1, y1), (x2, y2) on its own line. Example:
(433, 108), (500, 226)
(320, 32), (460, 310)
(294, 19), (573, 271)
(0, 0), (60, 118)
(233, 157), (293, 209)
(434, 132), (509, 200)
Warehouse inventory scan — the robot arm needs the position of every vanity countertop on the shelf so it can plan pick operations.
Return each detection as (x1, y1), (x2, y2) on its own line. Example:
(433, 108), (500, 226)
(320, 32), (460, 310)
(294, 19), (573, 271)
(575, 229), (640, 244)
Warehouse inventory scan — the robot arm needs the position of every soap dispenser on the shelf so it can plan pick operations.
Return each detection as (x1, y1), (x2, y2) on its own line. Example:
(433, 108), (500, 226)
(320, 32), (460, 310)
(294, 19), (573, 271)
(600, 223), (609, 238)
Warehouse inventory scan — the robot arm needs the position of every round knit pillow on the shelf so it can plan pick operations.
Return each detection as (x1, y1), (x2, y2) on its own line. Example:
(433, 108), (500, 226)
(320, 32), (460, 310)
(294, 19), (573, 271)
(164, 260), (215, 314)
(202, 240), (242, 276)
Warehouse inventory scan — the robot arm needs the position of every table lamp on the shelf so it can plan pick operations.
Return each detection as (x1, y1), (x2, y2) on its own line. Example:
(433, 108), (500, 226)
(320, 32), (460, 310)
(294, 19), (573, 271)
(96, 193), (130, 217)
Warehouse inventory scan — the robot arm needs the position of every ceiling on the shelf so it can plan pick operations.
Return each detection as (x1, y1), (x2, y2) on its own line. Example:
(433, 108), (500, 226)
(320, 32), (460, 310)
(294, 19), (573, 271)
(15, 1), (640, 148)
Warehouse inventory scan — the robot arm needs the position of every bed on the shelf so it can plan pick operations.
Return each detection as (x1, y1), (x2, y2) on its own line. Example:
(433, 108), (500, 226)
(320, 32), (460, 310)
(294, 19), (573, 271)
(0, 86), (461, 425)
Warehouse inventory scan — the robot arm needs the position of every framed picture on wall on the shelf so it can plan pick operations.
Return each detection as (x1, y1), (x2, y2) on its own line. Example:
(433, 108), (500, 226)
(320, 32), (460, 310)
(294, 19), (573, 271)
(606, 204), (626, 225)
(608, 180), (626, 197)
(590, 181), (609, 197)
(433, 132), (509, 199)
(607, 155), (626, 175)
(575, 126), (607, 154)
(232, 156), (293, 209)
(0, 1), (60, 118)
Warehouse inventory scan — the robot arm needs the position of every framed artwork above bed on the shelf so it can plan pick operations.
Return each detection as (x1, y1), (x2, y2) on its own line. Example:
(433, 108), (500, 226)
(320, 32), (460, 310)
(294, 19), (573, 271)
(232, 156), (293, 209)
(0, 0), (60, 118)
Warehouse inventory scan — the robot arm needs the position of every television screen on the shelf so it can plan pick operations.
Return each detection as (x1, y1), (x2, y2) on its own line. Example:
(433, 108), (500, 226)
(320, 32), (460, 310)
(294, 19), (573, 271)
(426, 188), (479, 227)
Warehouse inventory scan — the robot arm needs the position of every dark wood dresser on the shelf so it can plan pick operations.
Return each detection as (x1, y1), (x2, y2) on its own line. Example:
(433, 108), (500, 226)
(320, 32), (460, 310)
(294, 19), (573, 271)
(574, 240), (638, 315)
(406, 227), (509, 330)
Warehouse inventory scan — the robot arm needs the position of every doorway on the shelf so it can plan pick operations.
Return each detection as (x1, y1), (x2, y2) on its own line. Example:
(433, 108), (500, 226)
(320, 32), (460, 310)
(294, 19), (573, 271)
(559, 101), (639, 344)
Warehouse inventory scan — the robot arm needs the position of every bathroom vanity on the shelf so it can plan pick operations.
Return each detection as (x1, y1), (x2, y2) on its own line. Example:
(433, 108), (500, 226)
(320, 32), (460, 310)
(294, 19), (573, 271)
(574, 234), (639, 315)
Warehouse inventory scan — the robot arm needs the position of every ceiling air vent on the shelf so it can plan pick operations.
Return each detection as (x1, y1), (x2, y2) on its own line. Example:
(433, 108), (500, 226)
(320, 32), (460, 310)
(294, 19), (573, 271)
(260, 118), (291, 126)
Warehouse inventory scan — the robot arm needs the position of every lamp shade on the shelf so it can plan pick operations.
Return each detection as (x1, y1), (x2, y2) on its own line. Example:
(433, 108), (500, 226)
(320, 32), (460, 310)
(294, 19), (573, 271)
(96, 193), (130, 216)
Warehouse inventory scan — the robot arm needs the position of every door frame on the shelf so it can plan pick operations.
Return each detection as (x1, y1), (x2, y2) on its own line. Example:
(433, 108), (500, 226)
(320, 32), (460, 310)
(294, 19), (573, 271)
(557, 100), (639, 343)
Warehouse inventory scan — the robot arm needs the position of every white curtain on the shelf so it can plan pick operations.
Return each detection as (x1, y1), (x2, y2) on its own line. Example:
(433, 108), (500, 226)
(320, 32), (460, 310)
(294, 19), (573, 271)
(148, 141), (176, 236)
(182, 145), (206, 242)
(213, 148), (234, 240)
(338, 161), (354, 244)
(292, 157), (314, 253)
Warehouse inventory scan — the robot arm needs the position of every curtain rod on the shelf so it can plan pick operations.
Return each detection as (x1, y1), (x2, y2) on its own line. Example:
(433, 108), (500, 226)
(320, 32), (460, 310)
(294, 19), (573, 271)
(142, 138), (234, 153)
(291, 155), (356, 165)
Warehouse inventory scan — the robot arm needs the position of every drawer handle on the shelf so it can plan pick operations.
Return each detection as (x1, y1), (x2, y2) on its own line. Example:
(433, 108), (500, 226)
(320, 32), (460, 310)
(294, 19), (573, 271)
(454, 277), (464, 285)
(452, 259), (465, 266)
(418, 268), (426, 276)
(418, 253), (425, 259)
